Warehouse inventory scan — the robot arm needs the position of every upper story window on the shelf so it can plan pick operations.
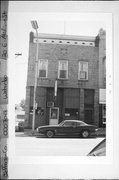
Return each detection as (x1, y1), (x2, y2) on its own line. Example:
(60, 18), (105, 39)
(38, 59), (48, 78)
(58, 60), (68, 79)
(78, 61), (88, 80)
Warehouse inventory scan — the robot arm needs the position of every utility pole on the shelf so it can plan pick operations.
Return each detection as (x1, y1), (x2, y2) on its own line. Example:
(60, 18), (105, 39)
(31, 21), (39, 132)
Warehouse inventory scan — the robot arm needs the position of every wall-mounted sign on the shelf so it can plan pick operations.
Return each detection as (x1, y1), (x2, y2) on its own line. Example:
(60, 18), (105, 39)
(47, 102), (54, 108)
(99, 89), (106, 104)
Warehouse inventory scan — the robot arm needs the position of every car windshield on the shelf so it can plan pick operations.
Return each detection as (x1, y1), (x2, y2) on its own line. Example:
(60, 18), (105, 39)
(59, 121), (65, 126)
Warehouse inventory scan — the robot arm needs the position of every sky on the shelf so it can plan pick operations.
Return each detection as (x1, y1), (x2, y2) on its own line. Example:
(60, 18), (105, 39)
(8, 1), (107, 104)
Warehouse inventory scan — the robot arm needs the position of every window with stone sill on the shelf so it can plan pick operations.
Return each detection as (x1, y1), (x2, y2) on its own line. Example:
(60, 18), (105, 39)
(58, 60), (68, 79)
(78, 61), (88, 80)
(38, 59), (48, 78)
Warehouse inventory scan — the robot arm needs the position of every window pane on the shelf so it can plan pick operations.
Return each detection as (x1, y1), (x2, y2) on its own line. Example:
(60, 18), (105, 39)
(59, 61), (67, 70)
(39, 60), (47, 69)
(60, 70), (66, 78)
(82, 62), (88, 71)
(64, 121), (73, 126)
(39, 59), (48, 78)
(39, 70), (46, 78)
(80, 71), (87, 79)
(42, 62), (46, 69)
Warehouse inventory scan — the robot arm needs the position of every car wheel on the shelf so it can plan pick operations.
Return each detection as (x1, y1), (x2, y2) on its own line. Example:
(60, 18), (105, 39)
(81, 130), (90, 138)
(46, 130), (54, 138)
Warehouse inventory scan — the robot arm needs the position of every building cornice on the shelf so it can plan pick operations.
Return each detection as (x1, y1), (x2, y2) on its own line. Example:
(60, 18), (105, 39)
(30, 32), (96, 47)
(33, 33), (96, 42)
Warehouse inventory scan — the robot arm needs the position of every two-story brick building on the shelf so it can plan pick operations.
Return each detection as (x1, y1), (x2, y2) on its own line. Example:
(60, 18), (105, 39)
(25, 29), (106, 128)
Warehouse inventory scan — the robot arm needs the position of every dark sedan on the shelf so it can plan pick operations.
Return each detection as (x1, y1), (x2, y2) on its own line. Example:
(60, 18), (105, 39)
(36, 120), (98, 138)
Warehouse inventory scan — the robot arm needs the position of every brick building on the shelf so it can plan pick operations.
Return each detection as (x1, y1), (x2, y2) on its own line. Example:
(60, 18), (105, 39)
(25, 29), (106, 128)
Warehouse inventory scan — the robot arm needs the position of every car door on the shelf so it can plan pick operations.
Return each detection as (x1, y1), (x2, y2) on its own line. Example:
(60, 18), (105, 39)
(58, 121), (76, 135)
(74, 121), (85, 134)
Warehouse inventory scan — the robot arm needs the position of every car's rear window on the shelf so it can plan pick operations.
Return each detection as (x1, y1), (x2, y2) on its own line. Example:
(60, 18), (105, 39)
(76, 122), (86, 126)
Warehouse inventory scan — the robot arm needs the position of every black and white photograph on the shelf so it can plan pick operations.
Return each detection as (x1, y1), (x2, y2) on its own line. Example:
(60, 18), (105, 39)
(0, 1), (118, 179)
(12, 12), (107, 157)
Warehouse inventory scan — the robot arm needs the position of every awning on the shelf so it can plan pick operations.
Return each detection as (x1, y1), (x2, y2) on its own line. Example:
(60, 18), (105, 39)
(99, 89), (106, 104)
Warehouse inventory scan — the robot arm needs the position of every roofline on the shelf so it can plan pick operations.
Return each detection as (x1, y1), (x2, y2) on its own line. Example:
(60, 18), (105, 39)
(33, 32), (96, 42)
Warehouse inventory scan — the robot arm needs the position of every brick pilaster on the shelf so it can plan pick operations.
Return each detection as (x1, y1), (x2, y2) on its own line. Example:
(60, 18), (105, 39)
(94, 89), (99, 126)
(80, 88), (84, 121)
(25, 86), (31, 127)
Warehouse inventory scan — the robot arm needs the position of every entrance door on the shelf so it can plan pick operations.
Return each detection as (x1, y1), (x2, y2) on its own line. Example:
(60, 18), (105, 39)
(84, 109), (93, 124)
(49, 107), (59, 125)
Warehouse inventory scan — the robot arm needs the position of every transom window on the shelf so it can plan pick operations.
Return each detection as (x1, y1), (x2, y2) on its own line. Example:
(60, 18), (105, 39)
(38, 59), (48, 78)
(78, 61), (88, 80)
(58, 60), (68, 79)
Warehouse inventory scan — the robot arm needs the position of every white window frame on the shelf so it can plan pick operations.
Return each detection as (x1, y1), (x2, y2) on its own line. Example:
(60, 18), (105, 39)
(58, 60), (68, 79)
(78, 61), (88, 80)
(38, 59), (48, 78)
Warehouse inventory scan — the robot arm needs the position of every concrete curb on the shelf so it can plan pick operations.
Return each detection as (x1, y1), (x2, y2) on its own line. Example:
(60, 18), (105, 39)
(24, 130), (38, 137)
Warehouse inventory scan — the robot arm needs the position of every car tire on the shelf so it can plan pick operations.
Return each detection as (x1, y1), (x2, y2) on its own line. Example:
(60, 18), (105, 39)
(81, 130), (90, 138)
(46, 130), (54, 138)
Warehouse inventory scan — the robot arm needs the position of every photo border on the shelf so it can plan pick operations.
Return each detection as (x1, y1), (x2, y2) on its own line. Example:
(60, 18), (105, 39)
(7, 1), (119, 179)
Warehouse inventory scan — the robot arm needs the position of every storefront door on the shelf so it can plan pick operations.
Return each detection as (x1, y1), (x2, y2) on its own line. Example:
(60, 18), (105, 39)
(49, 107), (59, 125)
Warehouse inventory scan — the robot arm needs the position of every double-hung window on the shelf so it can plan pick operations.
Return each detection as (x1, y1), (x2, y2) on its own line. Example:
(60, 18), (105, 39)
(58, 60), (68, 79)
(38, 59), (48, 78)
(78, 61), (88, 80)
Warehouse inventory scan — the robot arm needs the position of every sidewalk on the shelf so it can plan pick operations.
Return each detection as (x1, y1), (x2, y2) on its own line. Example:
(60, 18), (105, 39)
(24, 129), (38, 137)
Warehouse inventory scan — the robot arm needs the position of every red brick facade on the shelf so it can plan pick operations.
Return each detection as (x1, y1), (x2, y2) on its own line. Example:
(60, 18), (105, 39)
(25, 30), (106, 128)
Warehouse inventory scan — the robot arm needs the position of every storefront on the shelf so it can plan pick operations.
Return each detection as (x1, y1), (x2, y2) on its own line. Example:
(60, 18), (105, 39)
(28, 87), (98, 128)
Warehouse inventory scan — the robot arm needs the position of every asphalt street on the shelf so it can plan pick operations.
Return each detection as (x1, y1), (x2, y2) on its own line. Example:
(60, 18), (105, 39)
(15, 133), (104, 156)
